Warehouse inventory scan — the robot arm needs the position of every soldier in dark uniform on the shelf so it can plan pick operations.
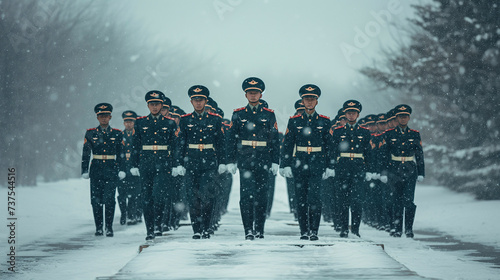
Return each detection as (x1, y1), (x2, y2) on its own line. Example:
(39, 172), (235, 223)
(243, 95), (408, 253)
(174, 85), (226, 239)
(131, 91), (178, 241)
(82, 103), (125, 237)
(259, 99), (277, 218)
(331, 100), (374, 238)
(227, 77), (280, 240)
(117, 110), (141, 226)
(380, 105), (424, 238)
(220, 112), (233, 217)
(281, 85), (334, 241)
(329, 108), (347, 232)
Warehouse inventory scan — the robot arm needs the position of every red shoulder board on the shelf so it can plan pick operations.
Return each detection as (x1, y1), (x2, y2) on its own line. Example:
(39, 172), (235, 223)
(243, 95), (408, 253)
(234, 107), (245, 112)
(137, 116), (147, 120)
(263, 107), (274, 113)
(112, 128), (122, 132)
(87, 128), (97, 131)
(335, 125), (345, 130)
(410, 129), (420, 133)
(319, 114), (330, 120)
(163, 116), (175, 121)
(208, 112), (222, 118)
(290, 115), (301, 119)
(181, 113), (192, 118)
(360, 126), (370, 131)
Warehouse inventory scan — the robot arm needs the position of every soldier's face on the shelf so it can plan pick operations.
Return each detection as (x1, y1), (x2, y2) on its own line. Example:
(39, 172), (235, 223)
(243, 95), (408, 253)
(302, 97), (318, 110)
(245, 90), (262, 104)
(147, 102), (162, 115)
(97, 114), (111, 126)
(345, 110), (359, 123)
(367, 124), (377, 133)
(191, 98), (207, 112)
(377, 122), (388, 132)
(160, 107), (169, 117)
(339, 118), (347, 126)
(124, 120), (134, 130)
(397, 114), (410, 126)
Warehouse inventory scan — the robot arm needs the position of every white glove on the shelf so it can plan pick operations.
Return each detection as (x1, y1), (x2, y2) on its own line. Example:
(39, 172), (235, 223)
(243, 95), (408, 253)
(372, 173), (381, 180)
(279, 168), (285, 177)
(177, 165), (186, 176)
(365, 172), (373, 181)
(325, 168), (335, 178)
(282, 167), (293, 178)
(271, 163), (279, 176)
(172, 167), (179, 177)
(227, 163), (237, 174)
(417, 175), (424, 182)
(81, 173), (89, 179)
(380, 175), (388, 184)
(118, 171), (126, 180)
(218, 164), (227, 174)
(130, 168), (140, 177)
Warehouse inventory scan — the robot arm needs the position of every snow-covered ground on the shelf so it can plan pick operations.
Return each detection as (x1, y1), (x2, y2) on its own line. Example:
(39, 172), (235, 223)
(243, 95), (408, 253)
(1, 174), (499, 279)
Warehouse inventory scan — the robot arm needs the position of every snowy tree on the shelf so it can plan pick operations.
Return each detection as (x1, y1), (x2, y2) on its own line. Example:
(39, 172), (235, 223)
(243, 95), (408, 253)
(360, 0), (500, 199)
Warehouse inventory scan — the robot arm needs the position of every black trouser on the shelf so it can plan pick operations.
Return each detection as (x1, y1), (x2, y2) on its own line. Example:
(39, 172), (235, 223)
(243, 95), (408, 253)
(390, 163), (417, 233)
(219, 172), (233, 215)
(335, 169), (365, 234)
(185, 168), (217, 234)
(286, 177), (297, 217)
(140, 167), (169, 235)
(239, 167), (270, 234)
(90, 177), (117, 231)
(293, 170), (323, 235)
(161, 173), (177, 230)
(166, 175), (184, 229)
(117, 176), (141, 221)
(321, 177), (335, 223)
(266, 173), (276, 217)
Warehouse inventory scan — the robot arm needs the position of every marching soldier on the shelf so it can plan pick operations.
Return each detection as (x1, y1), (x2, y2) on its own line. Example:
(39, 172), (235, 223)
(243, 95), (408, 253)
(379, 104), (425, 238)
(331, 100), (374, 238)
(226, 77), (280, 240)
(131, 91), (178, 241)
(259, 99), (277, 218)
(117, 110), (142, 225)
(82, 103), (125, 237)
(280, 85), (334, 241)
(174, 85), (227, 239)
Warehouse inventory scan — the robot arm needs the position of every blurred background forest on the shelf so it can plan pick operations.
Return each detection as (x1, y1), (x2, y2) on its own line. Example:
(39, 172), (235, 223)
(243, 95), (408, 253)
(1, 0), (499, 199)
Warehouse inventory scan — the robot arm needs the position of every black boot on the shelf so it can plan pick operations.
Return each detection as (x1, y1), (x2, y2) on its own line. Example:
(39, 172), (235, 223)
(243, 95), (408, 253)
(92, 204), (104, 236)
(405, 204), (417, 238)
(117, 195), (127, 225)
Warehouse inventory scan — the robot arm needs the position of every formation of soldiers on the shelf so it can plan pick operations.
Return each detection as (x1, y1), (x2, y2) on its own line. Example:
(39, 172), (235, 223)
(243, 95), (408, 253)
(81, 77), (424, 241)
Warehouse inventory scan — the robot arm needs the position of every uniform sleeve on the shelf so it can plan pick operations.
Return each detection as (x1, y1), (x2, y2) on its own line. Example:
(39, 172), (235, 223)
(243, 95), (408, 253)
(415, 132), (425, 177)
(330, 127), (340, 170)
(115, 132), (124, 172)
(168, 120), (179, 167)
(226, 112), (239, 164)
(363, 130), (374, 172)
(131, 121), (141, 167)
(269, 113), (280, 165)
(322, 119), (335, 169)
(81, 131), (92, 174)
(215, 120), (226, 165)
(175, 118), (187, 167)
(379, 132), (390, 176)
(280, 119), (295, 168)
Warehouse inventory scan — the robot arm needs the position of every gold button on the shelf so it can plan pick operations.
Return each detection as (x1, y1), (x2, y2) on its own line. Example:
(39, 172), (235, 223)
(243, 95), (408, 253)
(154, 151), (156, 154)
(200, 130), (202, 132)
(154, 132), (157, 135)
(200, 139), (202, 141)
(103, 160), (106, 163)
(154, 120), (156, 123)
(351, 140), (353, 142)
(253, 134), (256, 136)
(103, 150), (106, 152)
(402, 143), (405, 145)
(402, 151), (405, 154)
(253, 124), (256, 127)
(154, 141), (157, 143)
(104, 142), (106, 144)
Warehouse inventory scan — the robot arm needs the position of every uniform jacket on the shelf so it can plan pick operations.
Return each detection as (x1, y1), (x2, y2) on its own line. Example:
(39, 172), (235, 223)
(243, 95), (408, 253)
(331, 123), (373, 174)
(227, 104), (280, 170)
(81, 126), (124, 180)
(380, 126), (425, 177)
(121, 129), (137, 176)
(177, 111), (226, 171)
(281, 112), (333, 175)
(132, 113), (178, 171)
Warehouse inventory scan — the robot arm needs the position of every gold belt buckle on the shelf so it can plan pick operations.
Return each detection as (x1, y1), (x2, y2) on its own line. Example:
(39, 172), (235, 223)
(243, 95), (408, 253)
(350, 153), (355, 159)
(126, 153), (131, 160)
(401, 157), (405, 163)
(252, 141), (257, 148)
(307, 147), (312, 154)
(198, 144), (203, 151)
(152, 145), (158, 151)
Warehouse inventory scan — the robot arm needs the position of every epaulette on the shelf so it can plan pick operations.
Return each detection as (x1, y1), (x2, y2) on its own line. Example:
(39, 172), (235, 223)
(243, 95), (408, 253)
(112, 128), (122, 132)
(234, 107), (245, 112)
(263, 107), (274, 113)
(163, 116), (175, 121)
(290, 115), (301, 119)
(410, 129), (420, 133)
(137, 116), (147, 120)
(181, 113), (192, 118)
(208, 112), (222, 118)
(335, 125), (345, 130)
(319, 114), (330, 120)
(360, 126), (371, 131)
(87, 128), (97, 131)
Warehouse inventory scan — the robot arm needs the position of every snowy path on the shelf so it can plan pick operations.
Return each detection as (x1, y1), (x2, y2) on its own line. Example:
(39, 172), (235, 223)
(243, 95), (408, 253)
(1, 175), (499, 279)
